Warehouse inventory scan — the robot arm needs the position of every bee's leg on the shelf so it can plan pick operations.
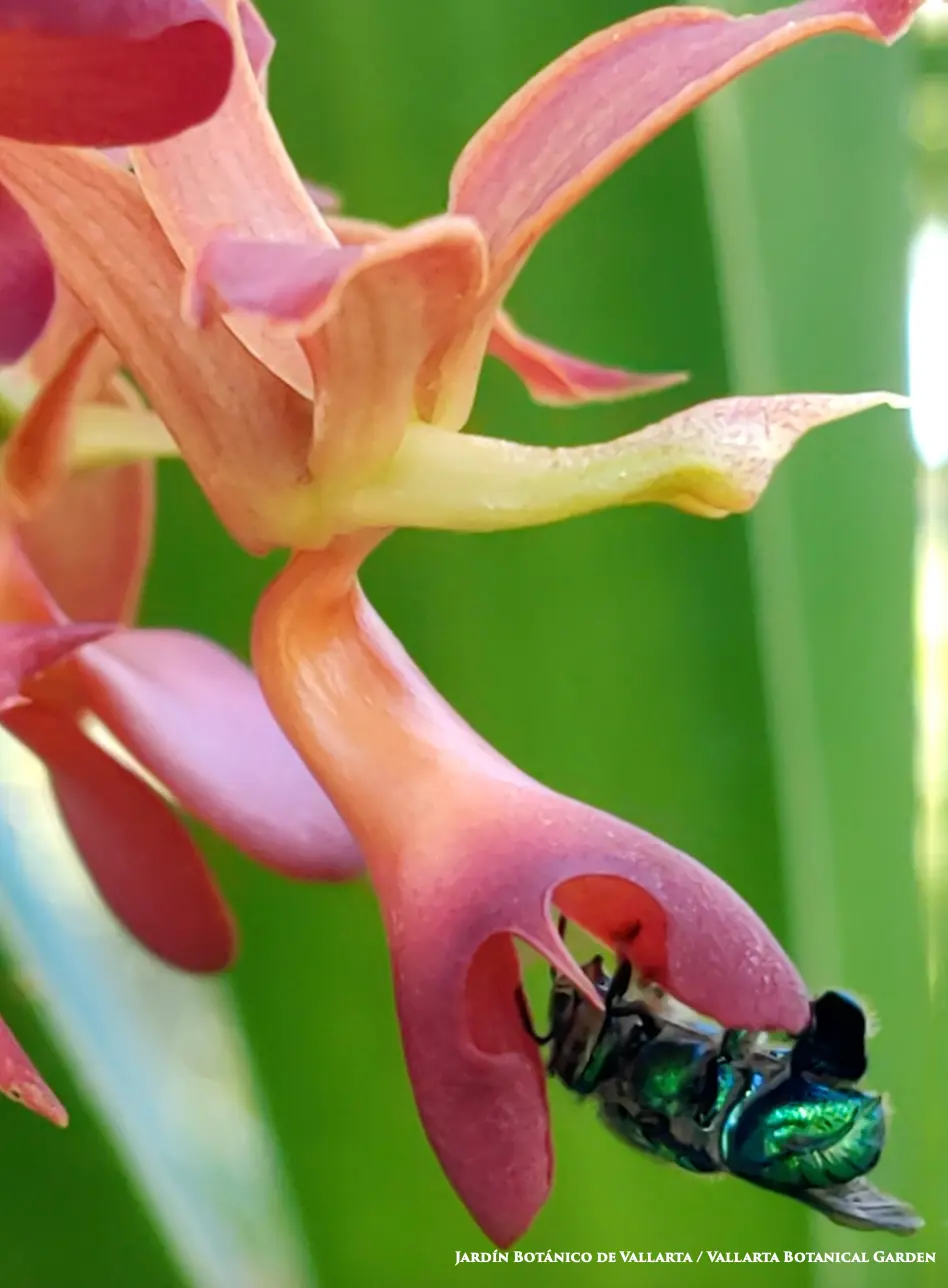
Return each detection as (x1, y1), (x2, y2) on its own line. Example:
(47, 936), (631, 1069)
(605, 957), (633, 1013)
(596, 957), (661, 1044)
(595, 930), (643, 1035)
(720, 1029), (749, 1062)
(607, 998), (661, 1039)
(603, 919), (643, 1015)
(693, 1055), (724, 1127)
(514, 985), (554, 1045)
(694, 1030), (749, 1127)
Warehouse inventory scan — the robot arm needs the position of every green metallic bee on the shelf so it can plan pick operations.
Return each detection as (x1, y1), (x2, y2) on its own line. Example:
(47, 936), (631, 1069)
(518, 921), (922, 1234)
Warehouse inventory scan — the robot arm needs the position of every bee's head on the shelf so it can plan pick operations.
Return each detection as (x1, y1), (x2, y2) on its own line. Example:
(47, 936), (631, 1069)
(791, 990), (869, 1083)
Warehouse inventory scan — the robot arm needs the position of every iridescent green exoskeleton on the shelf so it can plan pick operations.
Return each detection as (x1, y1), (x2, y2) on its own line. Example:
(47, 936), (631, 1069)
(517, 922), (922, 1234)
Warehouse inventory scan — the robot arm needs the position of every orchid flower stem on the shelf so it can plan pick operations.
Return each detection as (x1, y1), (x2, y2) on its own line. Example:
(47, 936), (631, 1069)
(65, 406), (179, 470)
(0, 380), (178, 470)
(339, 422), (741, 535)
(323, 390), (906, 542)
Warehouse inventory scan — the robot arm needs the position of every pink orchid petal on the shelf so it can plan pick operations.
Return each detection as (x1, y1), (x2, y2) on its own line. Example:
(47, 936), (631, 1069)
(181, 209), (389, 397)
(304, 179), (342, 214)
(100, 146), (133, 169)
(187, 235), (364, 327)
(237, 0), (273, 89)
(78, 627), (362, 880)
(131, 0), (333, 263)
(450, 0), (919, 282)
(2, 330), (99, 517)
(2, 703), (236, 972)
(323, 213), (675, 412)
(190, 217), (490, 486)
(431, 0), (919, 432)
(0, 145), (312, 550)
(198, 210), (408, 397)
(0, 0), (233, 146)
(488, 308), (687, 405)
(0, 183), (54, 364)
(252, 542), (808, 1244)
(19, 464), (155, 626)
(0, 1010), (67, 1126)
(0, 536), (93, 711)
(0, 621), (113, 709)
(129, 0), (337, 400)
(383, 789), (809, 1245)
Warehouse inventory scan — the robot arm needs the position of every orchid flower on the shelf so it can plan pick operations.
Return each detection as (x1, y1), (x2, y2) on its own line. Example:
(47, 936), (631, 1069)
(0, 289), (360, 1122)
(0, 0), (919, 1243)
(0, 0), (235, 366)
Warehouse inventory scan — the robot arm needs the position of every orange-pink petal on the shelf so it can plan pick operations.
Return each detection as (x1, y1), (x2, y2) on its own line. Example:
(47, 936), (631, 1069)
(252, 541), (808, 1243)
(236, 0), (273, 89)
(0, 0), (234, 146)
(382, 785), (808, 1244)
(131, 0), (333, 265)
(0, 144), (312, 549)
(0, 529), (58, 625)
(0, 1010), (67, 1126)
(488, 309), (687, 405)
(2, 703), (236, 972)
(112, 0), (302, 408)
(190, 217), (490, 487)
(78, 628), (363, 880)
(325, 212), (675, 415)
(1, 320), (155, 624)
(23, 283), (120, 398)
(450, 0), (919, 284)
(19, 465), (155, 626)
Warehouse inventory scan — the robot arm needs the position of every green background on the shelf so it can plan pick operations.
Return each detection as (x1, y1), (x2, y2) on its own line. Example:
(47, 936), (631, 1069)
(0, 2), (937, 1285)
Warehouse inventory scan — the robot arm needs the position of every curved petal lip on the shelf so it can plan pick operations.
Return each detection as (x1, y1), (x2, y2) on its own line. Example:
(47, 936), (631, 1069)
(0, 621), (114, 709)
(0, 2), (234, 146)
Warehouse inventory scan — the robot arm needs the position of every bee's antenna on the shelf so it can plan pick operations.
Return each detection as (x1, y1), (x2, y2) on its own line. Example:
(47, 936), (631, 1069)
(605, 958), (632, 1015)
(550, 914), (569, 981)
(514, 986), (554, 1045)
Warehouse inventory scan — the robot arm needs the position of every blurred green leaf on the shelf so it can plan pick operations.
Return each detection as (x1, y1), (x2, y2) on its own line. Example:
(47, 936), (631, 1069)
(695, 4), (932, 1277)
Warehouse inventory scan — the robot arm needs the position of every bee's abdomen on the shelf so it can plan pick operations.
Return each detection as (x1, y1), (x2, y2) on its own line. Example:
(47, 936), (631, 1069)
(723, 1076), (886, 1191)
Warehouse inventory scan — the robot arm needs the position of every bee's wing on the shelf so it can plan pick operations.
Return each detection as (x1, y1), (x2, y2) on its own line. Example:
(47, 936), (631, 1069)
(799, 1178), (924, 1235)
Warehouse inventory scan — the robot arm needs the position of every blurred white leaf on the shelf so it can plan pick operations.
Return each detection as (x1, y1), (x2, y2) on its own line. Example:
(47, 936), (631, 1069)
(0, 728), (315, 1288)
